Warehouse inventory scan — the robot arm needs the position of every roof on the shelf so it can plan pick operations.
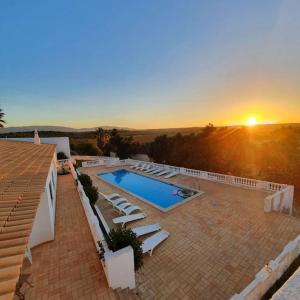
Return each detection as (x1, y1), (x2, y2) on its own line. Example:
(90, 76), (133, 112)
(0, 140), (56, 299)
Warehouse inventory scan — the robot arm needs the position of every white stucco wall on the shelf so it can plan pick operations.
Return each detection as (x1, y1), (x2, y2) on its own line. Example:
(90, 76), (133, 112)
(29, 152), (58, 248)
(104, 246), (136, 289)
(4, 137), (71, 158)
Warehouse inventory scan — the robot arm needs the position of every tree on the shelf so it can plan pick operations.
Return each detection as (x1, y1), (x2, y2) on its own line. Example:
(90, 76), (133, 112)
(201, 123), (216, 137)
(72, 142), (102, 156)
(0, 109), (6, 128)
(96, 128), (110, 151)
(101, 129), (142, 158)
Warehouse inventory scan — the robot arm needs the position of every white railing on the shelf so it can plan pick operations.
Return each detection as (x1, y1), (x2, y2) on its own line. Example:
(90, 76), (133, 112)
(125, 159), (181, 173)
(231, 234), (300, 300)
(81, 157), (126, 168)
(70, 164), (136, 289)
(125, 158), (288, 192)
(82, 160), (105, 167)
(123, 158), (293, 215)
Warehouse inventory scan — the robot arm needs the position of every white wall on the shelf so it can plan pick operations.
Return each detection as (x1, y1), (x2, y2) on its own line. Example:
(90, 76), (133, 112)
(29, 152), (58, 248)
(104, 246), (136, 289)
(4, 137), (71, 158)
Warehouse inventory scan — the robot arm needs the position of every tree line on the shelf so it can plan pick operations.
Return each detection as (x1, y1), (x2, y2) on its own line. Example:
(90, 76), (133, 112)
(95, 125), (300, 201)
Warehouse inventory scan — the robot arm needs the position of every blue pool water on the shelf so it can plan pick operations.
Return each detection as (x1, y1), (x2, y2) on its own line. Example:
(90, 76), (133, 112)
(97, 169), (198, 211)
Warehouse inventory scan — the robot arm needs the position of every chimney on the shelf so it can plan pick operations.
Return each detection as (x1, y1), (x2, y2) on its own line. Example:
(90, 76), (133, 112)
(34, 129), (41, 145)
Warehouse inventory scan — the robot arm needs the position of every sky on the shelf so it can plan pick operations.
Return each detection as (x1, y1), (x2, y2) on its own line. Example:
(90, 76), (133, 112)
(0, 0), (300, 129)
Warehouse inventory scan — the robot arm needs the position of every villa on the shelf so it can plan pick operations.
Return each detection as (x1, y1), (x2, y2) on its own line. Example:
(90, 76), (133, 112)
(0, 135), (300, 299)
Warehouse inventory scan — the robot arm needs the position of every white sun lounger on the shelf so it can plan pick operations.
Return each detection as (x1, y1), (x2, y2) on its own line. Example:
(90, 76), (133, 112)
(131, 224), (161, 237)
(133, 163), (143, 170)
(135, 163), (146, 170)
(144, 167), (157, 173)
(156, 170), (170, 176)
(129, 163), (140, 169)
(101, 193), (128, 206)
(164, 171), (178, 179)
(148, 168), (163, 175)
(109, 198), (129, 207)
(139, 164), (151, 171)
(142, 230), (170, 256)
(114, 202), (132, 210)
(119, 205), (142, 215)
(106, 193), (121, 200)
(113, 213), (146, 227)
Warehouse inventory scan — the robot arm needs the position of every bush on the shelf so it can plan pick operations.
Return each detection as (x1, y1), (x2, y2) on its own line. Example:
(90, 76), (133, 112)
(57, 152), (68, 159)
(83, 185), (99, 206)
(75, 160), (83, 168)
(57, 168), (70, 175)
(105, 227), (143, 271)
(78, 174), (92, 187)
(72, 142), (102, 156)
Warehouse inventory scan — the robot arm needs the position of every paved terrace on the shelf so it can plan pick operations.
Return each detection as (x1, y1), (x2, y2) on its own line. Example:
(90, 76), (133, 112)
(82, 166), (300, 300)
(19, 174), (116, 300)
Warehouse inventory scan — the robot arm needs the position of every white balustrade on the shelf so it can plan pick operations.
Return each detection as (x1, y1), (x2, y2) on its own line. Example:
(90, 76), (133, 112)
(124, 158), (293, 215)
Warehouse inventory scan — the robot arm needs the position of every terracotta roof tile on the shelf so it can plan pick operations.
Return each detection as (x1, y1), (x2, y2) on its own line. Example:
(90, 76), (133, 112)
(0, 140), (56, 299)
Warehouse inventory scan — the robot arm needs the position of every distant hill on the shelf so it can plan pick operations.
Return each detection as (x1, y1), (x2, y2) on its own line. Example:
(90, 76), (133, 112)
(0, 125), (135, 134)
(0, 123), (299, 137)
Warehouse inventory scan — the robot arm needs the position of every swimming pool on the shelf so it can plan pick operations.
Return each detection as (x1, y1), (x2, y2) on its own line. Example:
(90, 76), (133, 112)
(97, 169), (202, 211)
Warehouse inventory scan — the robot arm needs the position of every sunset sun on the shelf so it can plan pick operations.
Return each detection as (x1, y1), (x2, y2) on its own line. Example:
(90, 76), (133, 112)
(247, 116), (257, 126)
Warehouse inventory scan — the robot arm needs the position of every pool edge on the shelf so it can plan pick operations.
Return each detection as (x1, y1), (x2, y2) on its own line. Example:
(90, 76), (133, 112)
(96, 168), (204, 212)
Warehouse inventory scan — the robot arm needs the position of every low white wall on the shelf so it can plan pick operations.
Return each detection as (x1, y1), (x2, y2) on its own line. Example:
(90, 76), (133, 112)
(81, 157), (124, 168)
(4, 137), (71, 158)
(29, 152), (57, 248)
(104, 246), (135, 289)
(231, 234), (300, 300)
(264, 186), (294, 215)
(70, 164), (136, 290)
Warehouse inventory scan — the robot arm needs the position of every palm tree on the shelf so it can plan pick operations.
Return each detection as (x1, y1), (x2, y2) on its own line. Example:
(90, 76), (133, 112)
(95, 127), (110, 151)
(0, 108), (6, 128)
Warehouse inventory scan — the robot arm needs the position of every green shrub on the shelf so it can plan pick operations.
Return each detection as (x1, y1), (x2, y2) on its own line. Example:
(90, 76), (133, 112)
(83, 185), (99, 206)
(78, 174), (92, 187)
(75, 160), (83, 168)
(57, 168), (70, 175)
(73, 142), (102, 156)
(57, 152), (68, 159)
(105, 227), (143, 271)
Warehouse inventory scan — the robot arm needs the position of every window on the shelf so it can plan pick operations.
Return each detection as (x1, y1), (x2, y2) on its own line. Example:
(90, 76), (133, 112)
(49, 182), (53, 204)
(51, 169), (55, 187)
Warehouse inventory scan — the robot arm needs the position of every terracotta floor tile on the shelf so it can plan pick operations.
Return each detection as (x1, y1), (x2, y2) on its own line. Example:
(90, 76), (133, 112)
(21, 174), (112, 299)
